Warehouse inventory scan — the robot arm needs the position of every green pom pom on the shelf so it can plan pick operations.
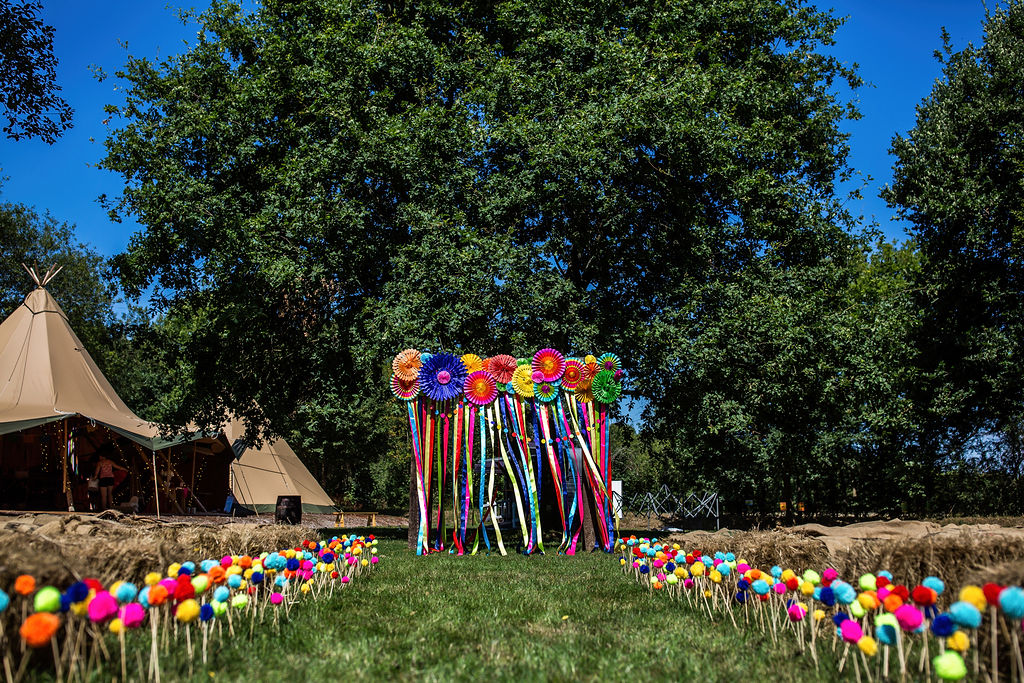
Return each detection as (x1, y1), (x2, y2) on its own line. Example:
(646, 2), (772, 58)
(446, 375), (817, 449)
(849, 599), (866, 618)
(858, 573), (876, 591)
(933, 651), (967, 680)
(211, 600), (227, 617)
(33, 586), (61, 613)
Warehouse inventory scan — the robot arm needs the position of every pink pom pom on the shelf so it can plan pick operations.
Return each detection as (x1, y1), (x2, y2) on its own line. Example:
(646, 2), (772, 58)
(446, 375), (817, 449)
(656, 573), (666, 581)
(119, 603), (146, 629)
(788, 604), (806, 621)
(841, 619), (863, 643)
(220, 556), (233, 568)
(823, 568), (838, 581)
(683, 579), (694, 589)
(370, 556), (379, 564)
(895, 604), (923, 631)
(737, 563), (750, 573)
(341, 576), (351, 584)
(348, 557), (357, 566)
(652, 559), (663, 569)
(301, 560), (313, 571)
(270, 593), (283, 605)
(88, 592), (118, 623)
(712, 558), (722, 566)
(773, 583), (787, 595)
(878, 585), (891, 600)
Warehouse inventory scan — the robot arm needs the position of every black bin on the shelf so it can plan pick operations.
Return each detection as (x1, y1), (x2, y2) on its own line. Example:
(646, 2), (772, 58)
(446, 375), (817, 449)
(275, 495), (302, 525)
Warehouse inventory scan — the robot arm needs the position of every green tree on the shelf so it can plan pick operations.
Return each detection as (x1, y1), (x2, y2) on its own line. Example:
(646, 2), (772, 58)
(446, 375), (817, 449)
(883, 2), (1024, 507)
(0, 201), (115, 359)
(100, 0), (863, 505)
(0, 0), (73, 142)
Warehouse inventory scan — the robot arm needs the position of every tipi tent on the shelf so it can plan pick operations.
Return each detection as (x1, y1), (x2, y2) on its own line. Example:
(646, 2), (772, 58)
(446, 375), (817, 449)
(224, 417), (335, 514)
(0, 268), (231, 512)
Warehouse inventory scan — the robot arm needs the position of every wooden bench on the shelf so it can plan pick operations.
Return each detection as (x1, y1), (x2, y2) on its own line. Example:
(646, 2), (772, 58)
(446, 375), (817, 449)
(334, 511), (378, 528)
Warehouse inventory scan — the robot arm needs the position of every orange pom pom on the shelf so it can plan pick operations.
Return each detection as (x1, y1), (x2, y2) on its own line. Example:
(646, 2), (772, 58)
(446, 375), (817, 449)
(148, 584), (169, 606)
(20, 612), (60, 648)
(14, 575), (36, 596)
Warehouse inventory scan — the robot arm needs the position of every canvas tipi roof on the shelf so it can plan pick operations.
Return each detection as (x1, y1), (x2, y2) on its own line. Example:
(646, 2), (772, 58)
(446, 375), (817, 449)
(224, 417), (336, 514)
(0, 281), (193, 450)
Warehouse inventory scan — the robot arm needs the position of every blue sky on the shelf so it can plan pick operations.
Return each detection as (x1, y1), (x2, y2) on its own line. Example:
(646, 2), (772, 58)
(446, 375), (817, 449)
(0, 1), (991, 261)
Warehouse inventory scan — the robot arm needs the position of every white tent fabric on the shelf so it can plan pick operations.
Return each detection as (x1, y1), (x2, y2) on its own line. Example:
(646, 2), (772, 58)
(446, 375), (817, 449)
(223, 418), (335, 514)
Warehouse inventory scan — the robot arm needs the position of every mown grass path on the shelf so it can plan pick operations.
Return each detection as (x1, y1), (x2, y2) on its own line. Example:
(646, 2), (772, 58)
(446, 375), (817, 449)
(71, 540), (842, 682)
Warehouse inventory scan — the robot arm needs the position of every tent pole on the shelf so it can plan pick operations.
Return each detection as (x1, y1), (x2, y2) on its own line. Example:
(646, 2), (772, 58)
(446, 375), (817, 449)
(152, 450), (161, 519)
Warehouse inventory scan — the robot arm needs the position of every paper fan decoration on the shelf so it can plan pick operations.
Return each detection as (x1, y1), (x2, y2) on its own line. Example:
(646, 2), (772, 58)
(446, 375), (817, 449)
(534, 380), (560, 403)
(489, 354), (518, 384)
(591, 369), (621, 404)
(597, 353), (621, 373)
(419, 352), (468, 402)
(391, 374), (420, 400)
(584, 354), (597, 365)
(461, 353), (483, 374)
(578, 361), (598, 390)
(576, 387), (594, 403)
(562, 359), (584, 392)
(464, 371), (497, 406)
(392, 349), (421, 381)
(511, 364), (535, 398)
(532, 348), (565, 382)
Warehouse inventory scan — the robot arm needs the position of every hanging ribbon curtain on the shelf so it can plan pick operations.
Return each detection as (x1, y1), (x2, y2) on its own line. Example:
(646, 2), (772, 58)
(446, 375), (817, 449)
(391, 349), (624, 555)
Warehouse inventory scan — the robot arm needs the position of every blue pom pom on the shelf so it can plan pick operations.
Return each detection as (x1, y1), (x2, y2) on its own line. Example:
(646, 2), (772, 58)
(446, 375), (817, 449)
(878, 570), (893, 581)
(700, 555), (712, 565)
(322, 553), (335, 564)
(922, 576), (945, 596)
(275, 575), (287, 587)
(751, 579), (770, 596)
(832, 612), (849, 627)
(998, 586), (1024, 620)
(228, 575), (242, 589)
(67, 581), (89, 603)
(725, 552), (735, 562)
(0, 588), (8, 613)
(735, 592), (747, 604)
(59, 593), (72, 613)
(213, 587), (230, 603)
(770, 566), (782, 579)
(251, 572), (264, 585)
(665, 562), (675, 573)
(639, 566), (649, 575)
(931, 613), (957, 637)
(949, 601), (982, 629)
(200, 603), (214, 622)
(139, 587), (150, 609)
(737, 579), (750, 591)
(714, 551), (725, 561)
(819, 587), (836, 607)
(832, 581), (857, 605)
(200, 560), (218, 573)
(286, 558), (300, 571)
(116, 582), (138, 603)
(717, 564), (731, 577)
(876, 624), (896, 645)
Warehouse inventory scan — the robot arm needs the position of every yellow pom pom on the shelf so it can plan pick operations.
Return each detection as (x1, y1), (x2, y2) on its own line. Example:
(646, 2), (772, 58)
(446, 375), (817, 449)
(238, 580), (247, 590)
(361, 559), (369, 567)
(672, 543), (680, 551)
(144, 572), (161, 587)
(71, 600), (88, 617)
(857, 636), (878, 657)
(800, 581), (815, 596)
(352, 547), (362, 556)
(781, 569), (796, 582)
(301, 584), (311, 594)
(959, 585), (986, 612)
(620, 558), (626, 566)
(109, 618), (123, 634)
(175, 599), (200, 623)
(710, 570), (722, 584)
(226, 565), (242, 577)
(285, 549), (296, 559)
(947, 631), (970, 652)
(167, 563), (181, 578)
(813, 609), (825, 621)
(690, 562), (705, 576)
(243, 568), (254, 579)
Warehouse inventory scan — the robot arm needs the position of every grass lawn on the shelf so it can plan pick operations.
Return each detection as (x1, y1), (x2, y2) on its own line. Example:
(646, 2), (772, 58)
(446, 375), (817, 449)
(70, 539), (842, 682)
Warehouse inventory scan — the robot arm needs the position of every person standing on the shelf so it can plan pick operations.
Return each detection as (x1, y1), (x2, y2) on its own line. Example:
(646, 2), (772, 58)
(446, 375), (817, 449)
(92, 452), (127, 511)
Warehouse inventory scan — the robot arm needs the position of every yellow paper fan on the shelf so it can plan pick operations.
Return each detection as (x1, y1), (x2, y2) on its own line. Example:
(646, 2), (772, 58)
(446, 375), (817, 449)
(461, 353), (483, 374)
(576, 387), (594, 403)
(511, 364), (535, 398)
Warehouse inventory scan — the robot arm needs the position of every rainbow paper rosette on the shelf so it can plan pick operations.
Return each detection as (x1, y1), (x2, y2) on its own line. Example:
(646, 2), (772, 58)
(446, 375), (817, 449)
(464, 370), (497, 405)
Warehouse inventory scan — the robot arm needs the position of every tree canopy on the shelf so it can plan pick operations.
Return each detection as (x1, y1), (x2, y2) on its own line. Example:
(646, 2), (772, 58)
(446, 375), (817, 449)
(0, 0), (72, 143)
